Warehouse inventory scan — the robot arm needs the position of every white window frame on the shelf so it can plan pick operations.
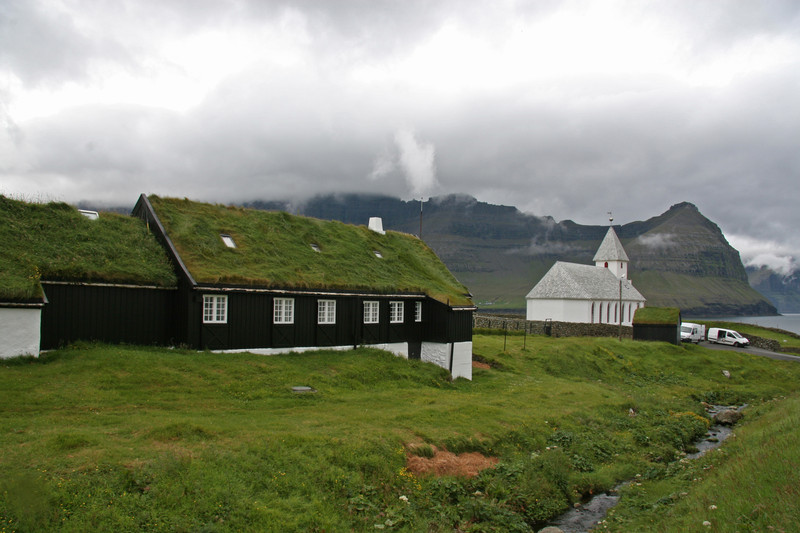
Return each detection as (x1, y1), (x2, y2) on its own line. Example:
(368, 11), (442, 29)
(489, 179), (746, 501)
(317, 299), (336, 325)
(363, 301), (379, 324)
(414, 301), (422, 322)
(273, 298), (295, 324)
(390, 301), (404, 324)
(203, 295), (228, 324)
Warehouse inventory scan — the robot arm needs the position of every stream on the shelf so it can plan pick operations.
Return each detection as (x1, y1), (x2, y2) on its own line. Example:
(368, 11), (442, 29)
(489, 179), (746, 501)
(543, 405), (745, 533)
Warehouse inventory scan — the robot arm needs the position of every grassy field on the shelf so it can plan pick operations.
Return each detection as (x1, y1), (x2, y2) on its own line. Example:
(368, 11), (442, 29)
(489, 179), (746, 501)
(2, 333), (800, 532)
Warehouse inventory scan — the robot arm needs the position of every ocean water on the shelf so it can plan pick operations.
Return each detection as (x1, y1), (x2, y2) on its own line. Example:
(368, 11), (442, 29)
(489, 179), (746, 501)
(687, 314), (800, 336)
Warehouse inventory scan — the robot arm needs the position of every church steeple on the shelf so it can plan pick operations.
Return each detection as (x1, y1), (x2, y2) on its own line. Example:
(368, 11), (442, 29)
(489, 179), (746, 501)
(593, 226), (629, 279)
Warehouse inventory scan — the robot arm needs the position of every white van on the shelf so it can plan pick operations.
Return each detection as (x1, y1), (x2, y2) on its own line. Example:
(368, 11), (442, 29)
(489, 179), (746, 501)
(707, 328), (750, 347)
(681, 322), (705, 343)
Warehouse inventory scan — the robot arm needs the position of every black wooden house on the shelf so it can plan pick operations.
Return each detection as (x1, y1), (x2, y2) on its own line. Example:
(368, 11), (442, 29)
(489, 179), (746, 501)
(132, 195), (475, 379)
(2, 195), (474, 379)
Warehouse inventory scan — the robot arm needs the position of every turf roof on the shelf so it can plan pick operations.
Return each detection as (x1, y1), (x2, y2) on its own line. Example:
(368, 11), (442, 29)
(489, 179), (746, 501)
(0, 196), (177, 302)
(632, 306), (681, 325)
(149, 196), (474, 306)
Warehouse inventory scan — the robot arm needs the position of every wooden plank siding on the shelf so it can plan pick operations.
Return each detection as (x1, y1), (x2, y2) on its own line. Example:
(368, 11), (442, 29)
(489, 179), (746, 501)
(40, 282), (177, 350)
(191, 291), (438, 352)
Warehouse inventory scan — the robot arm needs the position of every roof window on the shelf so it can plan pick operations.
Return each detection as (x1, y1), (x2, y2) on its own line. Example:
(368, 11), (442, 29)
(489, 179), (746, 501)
(373, 250), (383, 259)
(310, 243), (321, 253)
(79, 209), (99, 220)
(220, 234), (237, 248)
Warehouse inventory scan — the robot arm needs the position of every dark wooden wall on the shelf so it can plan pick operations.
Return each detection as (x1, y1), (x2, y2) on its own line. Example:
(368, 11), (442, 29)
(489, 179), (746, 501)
(632, 324), (680, 345)
(40, 283), (177, 350)
(193, 292), (469, 352)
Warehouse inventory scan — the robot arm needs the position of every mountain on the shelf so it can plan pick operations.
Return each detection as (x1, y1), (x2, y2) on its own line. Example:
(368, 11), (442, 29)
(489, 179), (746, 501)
(747, 266), (800, 313)
(243, 195), (776, 317)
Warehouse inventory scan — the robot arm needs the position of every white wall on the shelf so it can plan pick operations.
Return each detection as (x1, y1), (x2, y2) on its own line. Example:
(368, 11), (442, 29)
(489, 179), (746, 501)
(0, 308), (41, 359)
(526, 298), (589, 323)
(421, 341), (472, 381)
(222, 341), (473, 380)
(528, 298), (642, 326)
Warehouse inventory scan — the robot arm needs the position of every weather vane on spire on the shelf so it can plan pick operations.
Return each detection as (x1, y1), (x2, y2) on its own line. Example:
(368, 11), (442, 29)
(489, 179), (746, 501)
(607, 211), (613, 225)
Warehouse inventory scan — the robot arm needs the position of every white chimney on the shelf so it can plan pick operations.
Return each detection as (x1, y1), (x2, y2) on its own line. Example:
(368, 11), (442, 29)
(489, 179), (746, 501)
(368, 217), (385, 235)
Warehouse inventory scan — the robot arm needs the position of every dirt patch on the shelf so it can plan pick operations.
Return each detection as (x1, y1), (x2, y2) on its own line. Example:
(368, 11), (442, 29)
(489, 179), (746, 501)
(472, 360), (491, 370)
(406, 445), (499, 478)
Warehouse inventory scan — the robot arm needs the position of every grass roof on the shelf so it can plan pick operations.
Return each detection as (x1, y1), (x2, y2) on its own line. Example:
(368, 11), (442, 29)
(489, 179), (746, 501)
(0, 196), (177, 302)
(149, 196), (474, 306)
(633, 306), (681, 325)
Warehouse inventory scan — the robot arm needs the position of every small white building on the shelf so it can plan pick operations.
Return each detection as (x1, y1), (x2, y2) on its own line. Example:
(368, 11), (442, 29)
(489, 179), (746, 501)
(0, 304), (43, 359)
(526, 226), (646, 325)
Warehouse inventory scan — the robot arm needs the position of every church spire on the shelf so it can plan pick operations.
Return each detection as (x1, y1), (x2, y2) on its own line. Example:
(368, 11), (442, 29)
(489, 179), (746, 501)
(593, 226), (629, 279)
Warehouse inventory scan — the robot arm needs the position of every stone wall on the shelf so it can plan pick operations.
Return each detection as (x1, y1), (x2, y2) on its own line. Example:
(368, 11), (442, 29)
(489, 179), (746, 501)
(474, 314), (633, 339)
(742, 335), (780, 352)
(474, 314), (786, 352)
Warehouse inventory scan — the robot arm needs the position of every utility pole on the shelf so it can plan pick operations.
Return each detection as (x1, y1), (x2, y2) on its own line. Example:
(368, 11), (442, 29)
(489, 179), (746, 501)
(419, 198), (423, 240)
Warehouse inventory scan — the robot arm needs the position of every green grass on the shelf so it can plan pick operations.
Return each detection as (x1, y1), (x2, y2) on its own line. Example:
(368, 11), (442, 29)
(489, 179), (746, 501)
(2, 335), (800, 531)
(633, 307), (680, 325)
(0, 196), (177, 301)
(150, 196), (473, 306)
(603, 395), (800, 532)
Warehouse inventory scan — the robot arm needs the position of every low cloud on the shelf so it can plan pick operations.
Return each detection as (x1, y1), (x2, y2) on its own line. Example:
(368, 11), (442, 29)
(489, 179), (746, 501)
(517, 240), (578, 256)
(635, 233), (678, 250)
(370, 129), (439, 198)
(728, 234), (798, 275)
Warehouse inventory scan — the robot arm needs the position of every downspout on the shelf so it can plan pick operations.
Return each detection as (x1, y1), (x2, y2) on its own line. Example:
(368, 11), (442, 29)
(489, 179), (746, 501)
(448, 341), (454, 375)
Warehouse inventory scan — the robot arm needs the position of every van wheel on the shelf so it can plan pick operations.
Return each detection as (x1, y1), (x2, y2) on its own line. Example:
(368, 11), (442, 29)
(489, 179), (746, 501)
(734, 342), (741, 347)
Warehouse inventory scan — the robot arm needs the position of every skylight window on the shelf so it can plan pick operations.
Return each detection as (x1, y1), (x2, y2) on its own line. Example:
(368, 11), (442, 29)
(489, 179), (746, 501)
(78, 209), (99, 220)
(310, 243), (321, 252)
(220, 234), (236, 248)
(373, 250), (383, 258)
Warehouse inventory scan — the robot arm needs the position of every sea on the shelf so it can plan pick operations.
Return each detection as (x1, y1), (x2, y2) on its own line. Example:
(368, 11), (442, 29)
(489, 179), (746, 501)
(686, 314), (800, 336)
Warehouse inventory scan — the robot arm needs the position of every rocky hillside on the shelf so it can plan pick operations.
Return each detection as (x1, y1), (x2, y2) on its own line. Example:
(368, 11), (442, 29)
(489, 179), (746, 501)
(245, 195), (775, 317)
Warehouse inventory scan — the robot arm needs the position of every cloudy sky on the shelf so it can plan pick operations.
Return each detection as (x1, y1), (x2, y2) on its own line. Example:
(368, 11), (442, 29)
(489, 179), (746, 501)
(2, 0), (799, 272)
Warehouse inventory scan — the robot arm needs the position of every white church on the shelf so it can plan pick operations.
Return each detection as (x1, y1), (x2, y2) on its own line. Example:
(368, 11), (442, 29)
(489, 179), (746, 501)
(526, 225), (646, 325)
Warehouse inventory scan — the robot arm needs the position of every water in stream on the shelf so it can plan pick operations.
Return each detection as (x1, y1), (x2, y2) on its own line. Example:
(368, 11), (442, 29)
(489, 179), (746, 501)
(544, 405), (743, 533)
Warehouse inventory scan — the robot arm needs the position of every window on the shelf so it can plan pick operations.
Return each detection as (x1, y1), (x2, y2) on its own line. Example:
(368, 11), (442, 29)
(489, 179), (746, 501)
(414, 301), (422, 322)
(363, 301), (379, 324)
(203, 295), (228, 323)
(390, 301), (404, 324)
(274, 298), (294, 324)
(220, 234), (236, 248)
(318, 300), (336, 324)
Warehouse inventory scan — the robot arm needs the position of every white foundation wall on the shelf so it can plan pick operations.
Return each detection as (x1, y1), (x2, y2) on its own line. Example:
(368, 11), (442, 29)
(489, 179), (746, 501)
(224, 343), (409, 358)
(0, 308), (41, 359)
(421, 341), (473, 381)
(226, 341), (472, 380)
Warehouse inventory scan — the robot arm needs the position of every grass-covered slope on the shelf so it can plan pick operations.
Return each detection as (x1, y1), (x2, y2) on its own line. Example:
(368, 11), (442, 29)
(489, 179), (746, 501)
(0, 196), (176, 301)
(149, 196), (473, 306)
(2, 333), (800, 531)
